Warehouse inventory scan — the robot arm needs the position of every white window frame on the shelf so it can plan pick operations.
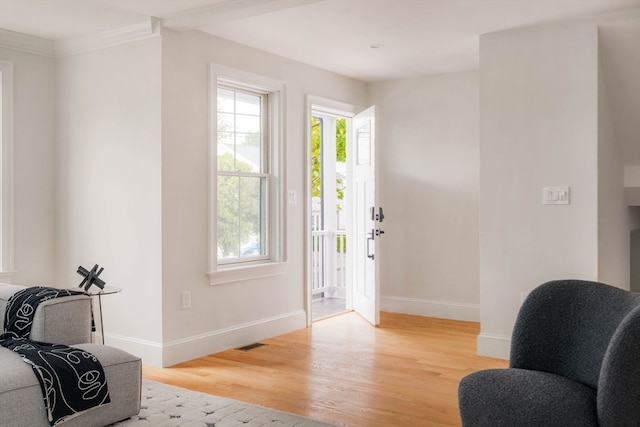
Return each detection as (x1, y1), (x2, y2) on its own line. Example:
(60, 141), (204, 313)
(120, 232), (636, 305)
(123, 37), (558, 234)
(208, 64), (286, 285)
(217, 86), (270, 264)
(0, 60), (15, 280)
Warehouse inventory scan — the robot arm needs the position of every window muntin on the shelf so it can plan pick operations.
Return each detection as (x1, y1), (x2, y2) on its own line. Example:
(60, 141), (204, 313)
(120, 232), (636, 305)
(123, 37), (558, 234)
(216, 86), (269, 263)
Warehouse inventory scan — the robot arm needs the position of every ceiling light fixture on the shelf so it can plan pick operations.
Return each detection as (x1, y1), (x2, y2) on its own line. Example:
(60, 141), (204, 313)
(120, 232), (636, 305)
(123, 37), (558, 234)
(369, 43), (385, 49)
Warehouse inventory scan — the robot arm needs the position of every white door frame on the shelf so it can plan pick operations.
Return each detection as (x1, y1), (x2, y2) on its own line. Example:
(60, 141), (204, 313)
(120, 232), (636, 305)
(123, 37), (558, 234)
(305, 95), (360, 326)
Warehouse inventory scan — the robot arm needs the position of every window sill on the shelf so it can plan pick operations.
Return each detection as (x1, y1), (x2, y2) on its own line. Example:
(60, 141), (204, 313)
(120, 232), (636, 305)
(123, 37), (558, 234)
(207, 262), (286, 286)
(0, 270), (16, 280)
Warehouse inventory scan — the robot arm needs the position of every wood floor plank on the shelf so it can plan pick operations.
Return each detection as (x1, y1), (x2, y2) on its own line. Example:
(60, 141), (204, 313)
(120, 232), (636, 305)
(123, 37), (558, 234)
(143, 311), (507, 426)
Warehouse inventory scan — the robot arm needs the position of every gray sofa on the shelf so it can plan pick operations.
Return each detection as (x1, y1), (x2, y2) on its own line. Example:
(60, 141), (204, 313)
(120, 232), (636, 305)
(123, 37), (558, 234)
(0, 283), (142, 427)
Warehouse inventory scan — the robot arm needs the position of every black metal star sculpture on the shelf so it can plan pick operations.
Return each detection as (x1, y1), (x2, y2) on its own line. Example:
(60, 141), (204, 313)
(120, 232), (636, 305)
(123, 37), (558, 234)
(77, 264), (106, 291)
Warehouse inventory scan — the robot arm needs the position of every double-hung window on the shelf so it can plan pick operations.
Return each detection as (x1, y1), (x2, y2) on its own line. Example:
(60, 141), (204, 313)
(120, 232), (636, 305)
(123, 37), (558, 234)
(209, 66), (285, 284)
(217, 86), (269, 262)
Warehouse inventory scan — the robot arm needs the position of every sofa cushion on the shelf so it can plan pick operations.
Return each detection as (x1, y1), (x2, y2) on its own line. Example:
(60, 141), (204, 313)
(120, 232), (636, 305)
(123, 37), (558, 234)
(0, 344), (39, 392)
(0, 344), (141, 427)
(458, 368), (598, 427)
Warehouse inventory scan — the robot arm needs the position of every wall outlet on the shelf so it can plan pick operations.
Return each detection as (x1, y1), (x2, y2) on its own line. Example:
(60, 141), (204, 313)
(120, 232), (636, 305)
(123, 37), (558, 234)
(181, 291), (192, 309)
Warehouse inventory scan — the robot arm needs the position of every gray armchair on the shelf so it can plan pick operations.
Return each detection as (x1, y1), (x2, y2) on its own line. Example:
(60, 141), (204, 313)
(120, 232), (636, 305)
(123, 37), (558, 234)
(458, 280), (640, 427)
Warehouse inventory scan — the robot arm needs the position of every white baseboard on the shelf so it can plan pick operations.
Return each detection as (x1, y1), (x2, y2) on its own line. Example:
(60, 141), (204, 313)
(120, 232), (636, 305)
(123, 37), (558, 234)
(477, 332), (511, 360)
(381, 295), (479, 321)
(103, 333), (164, 367)
(107, 310), (307, 368)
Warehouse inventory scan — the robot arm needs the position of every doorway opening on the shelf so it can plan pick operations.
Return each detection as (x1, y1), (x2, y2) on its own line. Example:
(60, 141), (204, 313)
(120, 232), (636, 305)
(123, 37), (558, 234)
(310, 110), (350, 320)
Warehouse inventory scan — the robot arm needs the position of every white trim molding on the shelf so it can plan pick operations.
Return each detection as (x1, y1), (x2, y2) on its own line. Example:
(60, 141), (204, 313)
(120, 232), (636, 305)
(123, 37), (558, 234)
(55, 18), (161, 57)
(381, 295), (480, 322)
(207, 262), (286, 286)
(0, 29), (55, 57)
(161, 309), (306, 367)
(307, 95), (360, 118)
(0, 60), (15, 278)
(0, 18), (160, 58)
(208, 64), (287, 278)
(477, 332), (511, 360)
(101, 332), (164, 368)
(106, 309), (305, 367)
(0, 271), (16, 280)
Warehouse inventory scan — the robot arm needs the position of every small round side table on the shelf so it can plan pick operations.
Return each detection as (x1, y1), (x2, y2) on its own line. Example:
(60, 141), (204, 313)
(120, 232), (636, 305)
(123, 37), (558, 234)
(83, 286), (122, 344)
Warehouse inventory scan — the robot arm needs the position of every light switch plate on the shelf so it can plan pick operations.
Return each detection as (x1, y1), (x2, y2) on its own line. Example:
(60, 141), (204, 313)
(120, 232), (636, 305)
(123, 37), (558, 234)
(288, 190), (297, 205)
(543, 186), (570, 205)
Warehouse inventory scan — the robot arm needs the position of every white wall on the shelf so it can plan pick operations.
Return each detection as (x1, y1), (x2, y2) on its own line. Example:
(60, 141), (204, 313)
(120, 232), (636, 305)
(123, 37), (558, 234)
(597, 49), (640, 289)
(479, 21), (600, 358)
(598, 18), (640, 289)
(478, 11), (640, 359)
(56, 37), (164, 364)
(159, 29), (368, 366)
(369, 71), (480, 320)
(0, 46), (57, 285)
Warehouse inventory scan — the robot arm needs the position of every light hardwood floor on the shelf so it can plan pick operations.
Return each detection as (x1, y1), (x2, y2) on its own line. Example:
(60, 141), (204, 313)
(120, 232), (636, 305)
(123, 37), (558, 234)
(143, 311), (508, 426)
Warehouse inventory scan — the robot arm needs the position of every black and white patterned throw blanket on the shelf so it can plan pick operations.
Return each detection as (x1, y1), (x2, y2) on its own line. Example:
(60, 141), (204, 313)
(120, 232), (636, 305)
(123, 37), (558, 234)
(0, 286), (110, 426)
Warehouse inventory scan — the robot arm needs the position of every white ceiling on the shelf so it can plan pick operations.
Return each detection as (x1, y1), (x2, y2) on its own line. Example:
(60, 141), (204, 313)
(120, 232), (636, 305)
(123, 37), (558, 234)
(1, 0), (638, 167)
(1, 0), (639, 82)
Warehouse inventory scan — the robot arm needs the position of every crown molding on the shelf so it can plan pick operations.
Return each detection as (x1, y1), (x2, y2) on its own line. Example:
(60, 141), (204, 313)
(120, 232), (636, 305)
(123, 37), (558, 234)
(55, 17), (161, 57)
(0, 29), (56, 57)
(0, 18), (161, 58)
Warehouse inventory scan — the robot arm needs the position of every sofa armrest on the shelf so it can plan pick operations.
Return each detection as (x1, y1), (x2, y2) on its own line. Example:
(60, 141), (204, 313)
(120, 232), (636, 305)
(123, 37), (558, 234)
(31, 295), (93, 345)
(0, 284), (93, 345)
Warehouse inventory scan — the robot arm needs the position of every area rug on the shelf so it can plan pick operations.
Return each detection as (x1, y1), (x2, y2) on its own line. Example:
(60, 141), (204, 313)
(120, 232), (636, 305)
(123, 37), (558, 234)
(110, 380), (337, 427)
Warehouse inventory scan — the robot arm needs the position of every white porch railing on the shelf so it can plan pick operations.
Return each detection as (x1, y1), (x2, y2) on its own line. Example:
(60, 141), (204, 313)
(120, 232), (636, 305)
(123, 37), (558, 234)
(311, 220), (347, 298)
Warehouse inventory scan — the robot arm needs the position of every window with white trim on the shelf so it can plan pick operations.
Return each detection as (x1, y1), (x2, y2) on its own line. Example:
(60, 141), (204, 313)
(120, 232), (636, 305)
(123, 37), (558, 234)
(217, 86), (269, 263)
(208, 66), (285, 283)
(0, 60), (14, 278)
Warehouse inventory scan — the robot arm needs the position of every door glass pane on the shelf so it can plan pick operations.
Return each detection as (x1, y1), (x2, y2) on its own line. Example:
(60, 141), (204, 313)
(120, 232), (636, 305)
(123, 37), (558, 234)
(356, 121), (371, 166)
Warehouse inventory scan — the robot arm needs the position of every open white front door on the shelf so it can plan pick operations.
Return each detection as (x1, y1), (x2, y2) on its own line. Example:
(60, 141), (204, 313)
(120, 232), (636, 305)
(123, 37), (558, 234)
(351, 106), (381, 326)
